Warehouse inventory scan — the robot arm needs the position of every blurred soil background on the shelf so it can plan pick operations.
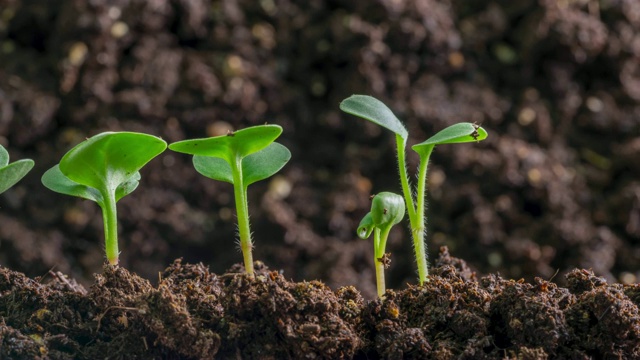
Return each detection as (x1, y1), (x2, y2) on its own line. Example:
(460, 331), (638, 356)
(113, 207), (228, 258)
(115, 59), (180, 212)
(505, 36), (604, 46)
(0, 0), (639, 299)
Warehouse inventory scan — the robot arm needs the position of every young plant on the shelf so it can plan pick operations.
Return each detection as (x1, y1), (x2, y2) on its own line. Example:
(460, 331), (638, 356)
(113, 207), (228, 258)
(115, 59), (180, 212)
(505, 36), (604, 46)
(340, 95), (488, 285)
(0, 144), (34, 195)
(357, 192), (405, 298)
(41, 132), (167, 266)
(169, 124), (291, 277)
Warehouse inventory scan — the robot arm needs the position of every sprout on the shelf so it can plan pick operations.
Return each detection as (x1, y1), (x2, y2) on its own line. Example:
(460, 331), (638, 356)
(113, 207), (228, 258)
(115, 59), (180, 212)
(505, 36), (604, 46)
(41, 132), (167, 266)
(357, 192), (405, 297)
(0, 144), (34, 195)
(341, 95), (488, 284)
(169, 124), (291, 276)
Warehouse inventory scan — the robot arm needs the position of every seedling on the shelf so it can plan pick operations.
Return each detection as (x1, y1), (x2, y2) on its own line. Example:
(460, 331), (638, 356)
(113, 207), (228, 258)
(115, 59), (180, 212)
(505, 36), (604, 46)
(340, 95), (488, 284)
(169, 124), (291, 276)
(357, 192), (405, 297)
(41, 132), (167, 266)
(0, 144), (34, 195)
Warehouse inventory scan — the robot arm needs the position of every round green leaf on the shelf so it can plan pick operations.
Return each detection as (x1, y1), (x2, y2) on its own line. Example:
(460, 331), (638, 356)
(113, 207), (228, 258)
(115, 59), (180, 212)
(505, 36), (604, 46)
(371, 192), (405, 227)
(340, 95), (408, 139)
(193, 156), (233, 184)
(412, 123), (488, 156)
(0, 145), (8, 167)
(59, 132), (167, 193)
(0, 159), (34, 195)
(42, 165), (103, 203)
(169, 125), (283, 163)
(243, 142), (291, 187)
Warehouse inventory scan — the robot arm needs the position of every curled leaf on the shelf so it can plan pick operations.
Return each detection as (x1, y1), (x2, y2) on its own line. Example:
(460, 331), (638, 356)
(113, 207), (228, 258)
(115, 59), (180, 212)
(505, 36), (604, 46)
(59, 132), (167, 193)
(412, 123), (488, 156)
(357, 212), (375, 239)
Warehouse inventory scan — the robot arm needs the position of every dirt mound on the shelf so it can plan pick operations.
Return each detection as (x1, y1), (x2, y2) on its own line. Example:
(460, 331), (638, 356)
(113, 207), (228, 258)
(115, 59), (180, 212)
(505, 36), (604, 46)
(2, 249), (639, 358)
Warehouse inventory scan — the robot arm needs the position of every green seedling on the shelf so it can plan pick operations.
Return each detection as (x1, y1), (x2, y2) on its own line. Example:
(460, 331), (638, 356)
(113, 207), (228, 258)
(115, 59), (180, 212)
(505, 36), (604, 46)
(0, 144), (34, 195)
(341, 95), (488, 285)
(41, 132), (167, 266)
(169, 124), (291, 276)
(357, 192), (405, 298)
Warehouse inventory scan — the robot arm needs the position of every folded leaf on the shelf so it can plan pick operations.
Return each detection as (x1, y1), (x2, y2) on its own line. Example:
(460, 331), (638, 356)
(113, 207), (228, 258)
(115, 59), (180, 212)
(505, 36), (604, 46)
(340, 95), (408, 139)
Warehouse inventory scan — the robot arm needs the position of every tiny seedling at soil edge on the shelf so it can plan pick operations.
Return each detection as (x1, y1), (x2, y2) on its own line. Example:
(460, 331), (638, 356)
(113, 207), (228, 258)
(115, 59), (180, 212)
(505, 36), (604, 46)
(169, 124), (291, 277)
(340, 95), (488, 284)
(41, 132), (167, 266)
(0, 144), (34, 195)
(357, 192), (405, 297)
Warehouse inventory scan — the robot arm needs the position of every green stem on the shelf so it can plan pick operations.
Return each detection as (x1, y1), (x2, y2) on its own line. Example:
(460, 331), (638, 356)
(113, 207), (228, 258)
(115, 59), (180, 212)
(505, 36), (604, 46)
(374, 225), (392, 298)
(396, 134), (416, 219)
(231, 156), (254, 276)
(413, 147), (434, 285)
(102, 190), (119, 266)
(372, 228), (382, 298)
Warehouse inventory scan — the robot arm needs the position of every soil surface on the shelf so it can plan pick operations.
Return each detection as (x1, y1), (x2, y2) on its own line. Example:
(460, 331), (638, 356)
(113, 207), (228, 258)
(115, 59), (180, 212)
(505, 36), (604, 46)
(1, 0), (639, 297)
(2, 248), (639, 359)
(1, 0), (640, 355)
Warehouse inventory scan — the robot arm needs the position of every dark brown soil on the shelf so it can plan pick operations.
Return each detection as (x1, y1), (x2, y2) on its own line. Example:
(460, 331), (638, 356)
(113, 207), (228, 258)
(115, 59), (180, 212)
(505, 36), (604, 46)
(2, 248), (639, 359)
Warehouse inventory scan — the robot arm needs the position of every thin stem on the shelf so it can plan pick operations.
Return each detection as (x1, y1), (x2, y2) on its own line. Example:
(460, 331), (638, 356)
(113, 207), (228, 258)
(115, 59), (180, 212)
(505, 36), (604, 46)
(377, 225), (392, 260)
(231, 156), (254, 276)
(396, 134), (416, 219)
(414, 146), (434, 284)
(373, 228), (384, 297)
(102, 190), (119, 266)
(374, 225), (392, 298)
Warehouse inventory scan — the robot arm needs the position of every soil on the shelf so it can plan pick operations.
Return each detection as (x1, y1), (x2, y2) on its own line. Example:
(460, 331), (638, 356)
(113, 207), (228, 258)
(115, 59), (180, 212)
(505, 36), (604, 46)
(1, 0), (640, 357)
(1, 248), (639, 359)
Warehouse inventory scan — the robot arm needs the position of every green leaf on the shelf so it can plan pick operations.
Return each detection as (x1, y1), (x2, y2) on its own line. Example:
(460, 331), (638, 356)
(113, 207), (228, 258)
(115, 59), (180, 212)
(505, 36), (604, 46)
(42, 166), (140, 205)
(412, 123), (488, 155)
(59, 132), (167, 193)
(0, 145), (8, 167)
(169, 125), (283, 163)
(193, 142), (291, 186)
(371, 192), (405, 227)
(193, 156), (233, 184)
(0, 145), (34, 194)
(340, 95), (408, 139)
(115, 172), (141, 202)
(357, 212), (375, 239)
(41, 165), (103, 203)
(243, 142), (291, 186)
(0, 159), (35, 195)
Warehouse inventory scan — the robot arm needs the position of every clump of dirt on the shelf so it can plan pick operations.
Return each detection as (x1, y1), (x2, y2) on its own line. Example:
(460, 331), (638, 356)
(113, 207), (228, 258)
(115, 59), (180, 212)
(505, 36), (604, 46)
(214, 261), (361, 358)
(5, 248), (637, 359)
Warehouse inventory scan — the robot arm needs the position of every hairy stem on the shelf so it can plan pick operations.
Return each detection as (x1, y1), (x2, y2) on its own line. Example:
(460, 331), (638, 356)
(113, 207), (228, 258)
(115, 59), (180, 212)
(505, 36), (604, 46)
(231, 156), (254, 276)
(102, 190), (119, 266)
(413, 147), (434, 284)
(396, 134), (416, 219)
